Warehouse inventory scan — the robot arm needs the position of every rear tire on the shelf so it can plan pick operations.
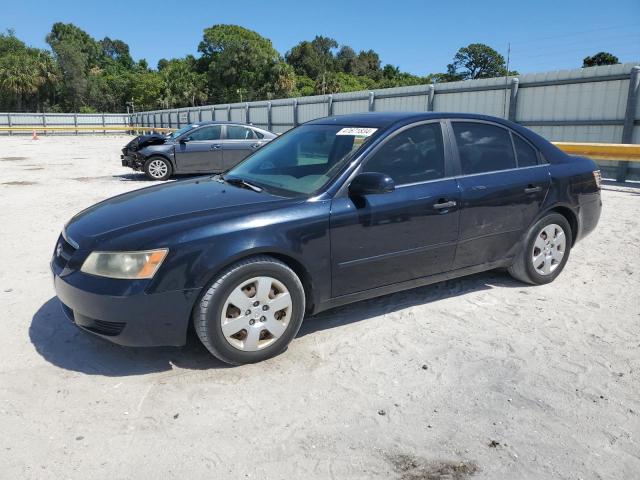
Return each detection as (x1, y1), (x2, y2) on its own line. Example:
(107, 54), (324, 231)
(194, 256), (306, 365)
(144, 156), (172, 181)
(508, 213), (572, 285)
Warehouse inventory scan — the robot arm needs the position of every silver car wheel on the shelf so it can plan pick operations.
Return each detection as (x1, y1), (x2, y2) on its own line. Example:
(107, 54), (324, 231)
(532, 223), (566, 275)
(220, 276), (292, 352)
(148, 159), (168, 179)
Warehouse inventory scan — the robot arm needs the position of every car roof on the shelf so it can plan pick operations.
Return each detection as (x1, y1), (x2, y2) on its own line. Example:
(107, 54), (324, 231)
(306, 112), (516, 129)
(306, 111), (562, 159)
(190, 120), (268, 130)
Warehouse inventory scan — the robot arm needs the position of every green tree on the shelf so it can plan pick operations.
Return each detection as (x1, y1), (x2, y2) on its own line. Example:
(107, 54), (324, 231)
(353, 49), (381, 79)
(46, 23), (100, 109)
(582, 52), (619, 67)
(268, 61), (296, 99)
(0, 29), (27, 55)
(99, 37), (134, 69)
(286, 36), (338, 92)
(0, 31), (57, 111)
(159, 57), (207, 107)
(336, 46), (357, 74)
(316, 72), (377, 94)
(446, 43), (515, 80)
(198, 24), (282, 103)
(0, 52), (42, 110)
(293, 75), (315, 97)
(130, 71), (163, 110)
(86, 65), (133, 112)
(376, 64), (429, 88)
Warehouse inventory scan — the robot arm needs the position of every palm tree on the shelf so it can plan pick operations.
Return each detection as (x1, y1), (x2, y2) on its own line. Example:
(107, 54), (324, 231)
(0, 51), (51, 111)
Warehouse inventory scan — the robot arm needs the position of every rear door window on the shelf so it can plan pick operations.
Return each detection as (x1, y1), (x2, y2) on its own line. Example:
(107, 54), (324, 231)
(452, 122), (516, 175)
(227, 126), (256, 140)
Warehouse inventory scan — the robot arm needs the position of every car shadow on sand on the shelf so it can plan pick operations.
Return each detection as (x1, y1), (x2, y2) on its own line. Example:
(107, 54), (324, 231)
(30, 271), (526, 377)
(29, 297), (228, 377)
(298, 269), (526, 337)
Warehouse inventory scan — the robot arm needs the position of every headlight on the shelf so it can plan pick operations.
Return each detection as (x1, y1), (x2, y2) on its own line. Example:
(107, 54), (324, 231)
(80, 249), (168, 279)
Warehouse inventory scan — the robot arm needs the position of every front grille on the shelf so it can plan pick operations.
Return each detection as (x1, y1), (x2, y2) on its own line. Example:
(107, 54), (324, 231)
(59, 237), (76, 261)
(52, 235), (77, 271)
(73, 311), (126, 337)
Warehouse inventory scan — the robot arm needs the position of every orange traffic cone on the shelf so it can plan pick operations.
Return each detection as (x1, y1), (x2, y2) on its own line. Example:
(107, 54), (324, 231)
(32, 129), (39, 140)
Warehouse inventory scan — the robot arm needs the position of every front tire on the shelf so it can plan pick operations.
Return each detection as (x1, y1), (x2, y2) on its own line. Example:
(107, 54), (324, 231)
(508, 213), (572, 285)
(194, 256), (306, 365)
(144, 156), (172, 181)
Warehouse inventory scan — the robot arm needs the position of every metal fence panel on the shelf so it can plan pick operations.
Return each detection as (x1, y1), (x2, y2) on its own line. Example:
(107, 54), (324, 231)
(298, 101), (329, 123)
(271, 102), (293, 129)
(200, 108), (213, 122)
(375, 93), (428, 112)
(249, 105), (268, 127)
(529, 125), (624, 143)
(1, 63), (638, 178)
(333, 98), (368, 115)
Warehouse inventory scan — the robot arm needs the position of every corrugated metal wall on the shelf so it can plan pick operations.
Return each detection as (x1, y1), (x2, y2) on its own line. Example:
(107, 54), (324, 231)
(132, 63), (639, 143)
(130, 63), (640, 179)
(0, 113), (130, 135)
(1, 63), (638, 177)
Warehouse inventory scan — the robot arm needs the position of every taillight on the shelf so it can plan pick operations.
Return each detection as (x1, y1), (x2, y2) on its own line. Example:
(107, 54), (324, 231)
(593, 170), (602, 189)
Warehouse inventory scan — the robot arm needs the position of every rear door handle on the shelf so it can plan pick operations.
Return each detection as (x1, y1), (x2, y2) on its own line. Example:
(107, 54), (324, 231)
(250, 143), (261, 149)
(210, 144), (222, 150)
(524, 185), (542, 194)
(433, 200), (457, 210)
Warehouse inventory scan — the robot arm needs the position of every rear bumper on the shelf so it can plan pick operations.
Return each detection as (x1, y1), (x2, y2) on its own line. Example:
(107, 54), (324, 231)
(576, 192), (602, 242)
(53, 273), (200, 347)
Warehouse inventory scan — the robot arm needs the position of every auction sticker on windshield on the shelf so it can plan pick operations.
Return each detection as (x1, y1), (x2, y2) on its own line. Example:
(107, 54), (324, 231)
(336, 127), (377, 137)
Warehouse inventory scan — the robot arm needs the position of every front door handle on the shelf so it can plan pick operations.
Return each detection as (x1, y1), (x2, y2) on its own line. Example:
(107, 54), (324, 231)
(433, 200), (457, 210)
(524, 185), (542, 194)
(210, 144), (221, 150)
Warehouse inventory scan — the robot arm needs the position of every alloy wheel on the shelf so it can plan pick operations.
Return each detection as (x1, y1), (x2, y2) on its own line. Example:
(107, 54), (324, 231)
(148, 159), (168, 179)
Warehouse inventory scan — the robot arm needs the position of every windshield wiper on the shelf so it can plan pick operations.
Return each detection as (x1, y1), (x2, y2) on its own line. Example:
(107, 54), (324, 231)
(222, 176), (263, 193)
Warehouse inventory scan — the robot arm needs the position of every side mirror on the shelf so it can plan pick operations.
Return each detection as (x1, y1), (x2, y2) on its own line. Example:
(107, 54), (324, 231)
(349, 172), (395, 196)
(179, 136), (189, 143)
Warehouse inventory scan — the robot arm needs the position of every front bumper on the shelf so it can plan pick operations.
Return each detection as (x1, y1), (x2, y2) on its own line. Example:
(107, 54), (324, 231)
(53, 273), (200, 347)
(121, 152), (144, 170)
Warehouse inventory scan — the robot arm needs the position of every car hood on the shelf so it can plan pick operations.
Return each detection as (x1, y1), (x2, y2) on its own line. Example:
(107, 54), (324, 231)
(123, 133), (169, 152)
(65, 177), (295, 247)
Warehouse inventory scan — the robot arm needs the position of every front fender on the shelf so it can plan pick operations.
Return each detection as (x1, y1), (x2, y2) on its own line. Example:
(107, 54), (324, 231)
(148, 200), (332, 309)
(138, 145), (175, 168)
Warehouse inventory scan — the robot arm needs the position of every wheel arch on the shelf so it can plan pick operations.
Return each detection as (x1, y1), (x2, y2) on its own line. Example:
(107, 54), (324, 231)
(190, 249), (317, 322)
(546, 205), (578, 246)
(142, 151), (176, 170)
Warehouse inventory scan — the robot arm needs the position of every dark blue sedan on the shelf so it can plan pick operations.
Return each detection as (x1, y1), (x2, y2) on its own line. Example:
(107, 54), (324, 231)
(52, 112), (602, 365)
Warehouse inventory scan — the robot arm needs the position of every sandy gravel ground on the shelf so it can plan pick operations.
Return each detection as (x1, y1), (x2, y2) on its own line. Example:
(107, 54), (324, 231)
(0, 135), (639, 480)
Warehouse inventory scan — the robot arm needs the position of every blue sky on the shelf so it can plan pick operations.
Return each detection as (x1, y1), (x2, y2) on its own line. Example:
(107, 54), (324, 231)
(2, 0), (639, 75)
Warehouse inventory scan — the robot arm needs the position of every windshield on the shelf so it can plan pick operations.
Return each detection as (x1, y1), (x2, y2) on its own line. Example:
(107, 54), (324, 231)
(225, 124), (378, 196)
(167, 124), (197, 139)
